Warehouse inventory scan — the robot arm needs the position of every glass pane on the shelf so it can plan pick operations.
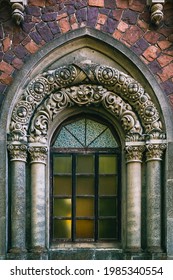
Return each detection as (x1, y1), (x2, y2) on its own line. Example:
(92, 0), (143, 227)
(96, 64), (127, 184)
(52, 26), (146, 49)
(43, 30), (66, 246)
(76, 220), (94, 239)
(53, 127), (83, 148)
(53, 176), (72, 195)
(66, 119), (85, 146)
(99, 175), (117, 195)
(76, 155), (94, 174)
(99, 155), (117, 174)
(53, 198), (71, 217)
(76, 198), (94, 217)
(53, 155), (72, 174)
(89, 128), (118, 148)
(99, 219), (117, 239)
(53, 219), (71, 239)
(76, 176), (94, 195)
(99, 198), (116, 216)
(86, 119), (106, 146)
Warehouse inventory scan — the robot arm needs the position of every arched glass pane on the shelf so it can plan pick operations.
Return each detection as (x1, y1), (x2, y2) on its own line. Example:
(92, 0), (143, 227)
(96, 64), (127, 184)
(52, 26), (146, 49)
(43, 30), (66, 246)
(53, 118), (118, 148)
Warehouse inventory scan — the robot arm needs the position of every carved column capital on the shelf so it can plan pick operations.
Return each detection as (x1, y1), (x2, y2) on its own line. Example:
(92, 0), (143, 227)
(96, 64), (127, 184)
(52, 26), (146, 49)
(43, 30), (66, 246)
(146, 143), (167, 161)
(8, 143), (27, 162)
(10, 1), (28, 25)
(28, 146), (48, 164)
(125, 143), (145, 163)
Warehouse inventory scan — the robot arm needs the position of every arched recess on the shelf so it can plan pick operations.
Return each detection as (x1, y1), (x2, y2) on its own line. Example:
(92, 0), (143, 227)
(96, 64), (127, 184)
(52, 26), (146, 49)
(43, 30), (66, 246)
(0, 28), (172, 259)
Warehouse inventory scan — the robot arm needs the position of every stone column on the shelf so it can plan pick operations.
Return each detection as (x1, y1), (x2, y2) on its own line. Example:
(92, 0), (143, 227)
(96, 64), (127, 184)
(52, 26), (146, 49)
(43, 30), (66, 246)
(146, 143), (166, 252)
(8, 143), (27, 253)
(28, 145), (48, 252)
(125, 143), (145, 251)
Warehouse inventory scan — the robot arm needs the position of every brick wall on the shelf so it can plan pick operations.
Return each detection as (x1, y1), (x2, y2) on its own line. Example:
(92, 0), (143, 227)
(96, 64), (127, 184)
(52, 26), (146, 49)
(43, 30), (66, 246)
(0, 0), (173, 109)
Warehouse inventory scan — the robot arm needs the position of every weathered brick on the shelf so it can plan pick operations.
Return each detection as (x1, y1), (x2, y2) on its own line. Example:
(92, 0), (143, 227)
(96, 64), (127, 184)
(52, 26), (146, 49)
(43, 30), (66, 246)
(48, 21), (61, 35)
(148, 60), (162, 74)
(13, 45), (29, 59)
(76, 8), (87, 24)
(30, 31), (43, 44)
(122, 9), (138, 25)
(0, 73), (13, 85)
(88, 0), (104, 7)
(105, 0), (116, 9)
(36, 22), (54, 42)
(123, 25), (144, 45)
(59, 17), (71, 33)
(101, 17), (118, 34)
(97, 14), (107, 25)
(157, 40), (172, 50)
(113, 30), (123, 40)
(117, 21), (129, 32)
(87, 7), (99, 27)
(137, 19), (148, 30)
(116, 0), (129, 9)
(12, 58), (24, 70)
(158, 62), (173, 82)
(142, 46), (160, 62)
(129, 0), (145, 12)
(157, 54), (173, 67)
(3, 37), (11, 52)
(42, 12), (57, 22)
(144, 31), (161, 44)
(0, 61), (14, 75)
(25, 40), (40, 54)
(3, 51), (14, 64)
(112, 10), (123, 21)
(25, 6), (41, 17)
(161, 80), (173, 95)
(28, 0), (46, 7)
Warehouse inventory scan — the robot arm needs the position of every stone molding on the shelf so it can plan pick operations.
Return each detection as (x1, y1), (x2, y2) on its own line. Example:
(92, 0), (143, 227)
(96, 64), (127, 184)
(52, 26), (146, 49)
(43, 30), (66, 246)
(9, 63), (165, 145)
(8, 143), (27, 162)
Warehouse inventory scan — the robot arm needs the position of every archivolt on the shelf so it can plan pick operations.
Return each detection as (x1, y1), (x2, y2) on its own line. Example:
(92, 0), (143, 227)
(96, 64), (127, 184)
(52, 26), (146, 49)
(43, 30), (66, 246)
(9, 63), (165, 144)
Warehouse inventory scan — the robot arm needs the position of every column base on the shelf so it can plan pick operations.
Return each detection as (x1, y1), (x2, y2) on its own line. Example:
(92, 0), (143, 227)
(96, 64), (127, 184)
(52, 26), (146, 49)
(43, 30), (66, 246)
(7, 248), (28, 260)
(147, 246), (163, 253)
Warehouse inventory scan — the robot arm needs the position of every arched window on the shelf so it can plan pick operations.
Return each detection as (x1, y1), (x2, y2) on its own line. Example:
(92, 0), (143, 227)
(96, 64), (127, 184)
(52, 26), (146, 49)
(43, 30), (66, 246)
(50, 117), (121, 243)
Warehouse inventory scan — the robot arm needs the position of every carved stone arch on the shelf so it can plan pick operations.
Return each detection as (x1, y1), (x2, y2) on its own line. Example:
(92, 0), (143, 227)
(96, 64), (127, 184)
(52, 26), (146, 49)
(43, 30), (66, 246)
(9, 63), (165, 144)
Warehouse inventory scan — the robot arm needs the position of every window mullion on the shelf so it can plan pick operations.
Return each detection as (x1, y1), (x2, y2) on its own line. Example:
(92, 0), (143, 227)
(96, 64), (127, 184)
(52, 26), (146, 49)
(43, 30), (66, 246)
(72, 154), (76, 241)
(95, 153), (99, 241)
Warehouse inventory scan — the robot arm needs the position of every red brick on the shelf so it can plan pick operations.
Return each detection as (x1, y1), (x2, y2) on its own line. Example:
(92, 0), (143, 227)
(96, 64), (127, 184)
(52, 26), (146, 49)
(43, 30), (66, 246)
(88, 0), (104, 7)
(158, 63), (173, 82)
(112, 10), (123, 21)
(25, 40), (40, 54)
(57, 13), (68, 20)
(116, 0), (129, 9)
(157, 40), (172, 50)
(0, 73), (13, 85)
(142, 46), (160, 62)
(28, 0), (45, 7)
(59, 18), (71, 33)
(157, 54), (173, 67)
(0, 61), (14, 75)
(129, 0), (145, 12)
(144, 31), (161, 44)
(113, 30), (122, 40)
(97, 14), (107, 25)
(117, 21), (129, 32)
(123, 25), (144, 45)
(3, 37), (11, 52)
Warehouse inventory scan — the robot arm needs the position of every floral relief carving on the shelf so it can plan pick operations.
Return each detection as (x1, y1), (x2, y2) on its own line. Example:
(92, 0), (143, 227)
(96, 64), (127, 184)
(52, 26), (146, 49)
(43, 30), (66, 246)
(146, 143), (167, 161)
(125, 145), (146, 163)
(8, 144), (27, 161)
(9, 63), (165, 144)
(29, 85), (143, 143)
(28, 146), (48, 164)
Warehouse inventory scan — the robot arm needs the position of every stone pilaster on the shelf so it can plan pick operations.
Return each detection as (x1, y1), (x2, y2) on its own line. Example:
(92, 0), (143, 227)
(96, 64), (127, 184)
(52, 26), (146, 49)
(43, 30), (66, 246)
(146, 142), (166, 252)
(8, 143), (27, 253)
(125, 143), (145, 251)
(28, 145), (48, 252)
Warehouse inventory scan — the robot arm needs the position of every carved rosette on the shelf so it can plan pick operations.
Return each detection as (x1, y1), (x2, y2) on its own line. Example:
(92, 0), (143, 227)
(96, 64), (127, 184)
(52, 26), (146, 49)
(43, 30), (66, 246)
(28, 85), (143, 143)
(28, 146), (48, 164)
(9, 63), (165, 144)
(146, 143), (167, 161)
(8, 144), (27, 162)
(125, 145), (145, 163)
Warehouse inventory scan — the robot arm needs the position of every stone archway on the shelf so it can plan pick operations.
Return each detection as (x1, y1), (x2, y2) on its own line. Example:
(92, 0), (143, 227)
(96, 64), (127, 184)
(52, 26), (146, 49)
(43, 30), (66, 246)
(7, 63), (167, 258)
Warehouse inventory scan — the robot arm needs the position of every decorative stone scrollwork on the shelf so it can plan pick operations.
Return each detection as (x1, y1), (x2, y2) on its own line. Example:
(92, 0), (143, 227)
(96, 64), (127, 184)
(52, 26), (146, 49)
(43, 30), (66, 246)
(125, 144), (145, 163)
(28, 146), (48, 164)
(10, 1), (28, 25)
(146, 143), (167, 161)
(29, 85), (143, 143)
(8, 144), (27, 162)
(9, 63), (165, 144)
